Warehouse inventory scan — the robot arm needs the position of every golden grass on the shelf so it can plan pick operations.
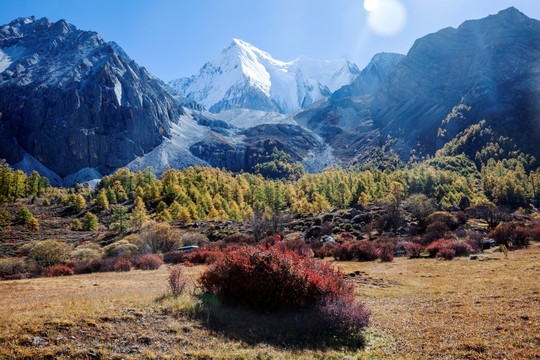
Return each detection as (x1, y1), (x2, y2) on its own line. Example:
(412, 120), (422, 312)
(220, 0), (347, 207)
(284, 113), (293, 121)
(1, 248), (539, 359)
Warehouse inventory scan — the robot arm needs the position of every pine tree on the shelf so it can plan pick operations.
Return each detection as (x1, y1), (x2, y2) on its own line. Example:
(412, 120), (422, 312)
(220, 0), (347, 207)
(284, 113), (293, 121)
(15, 206), (33, 225)
(130, 196), (148, 230)
(95, 188), (110, 210)
(111, 205), (130, 231)
(82, 212), (99, 231)
(177, 206), (191, 221)
(72, 194), (87, 212)
(159, 209), (172, 222)
(27, 217), (39, 231)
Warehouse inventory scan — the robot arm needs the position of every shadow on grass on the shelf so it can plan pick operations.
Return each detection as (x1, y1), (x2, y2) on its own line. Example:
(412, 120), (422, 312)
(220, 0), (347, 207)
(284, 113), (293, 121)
(189, 293), (367, 351)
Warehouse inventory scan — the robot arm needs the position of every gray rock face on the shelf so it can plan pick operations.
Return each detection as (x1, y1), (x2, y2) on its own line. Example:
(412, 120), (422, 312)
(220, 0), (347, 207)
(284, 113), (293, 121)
(332, 52), (404, 99)
(190, 124), (319, 171)
(0, 17), (184, 177)
(370, 7), (540, 158)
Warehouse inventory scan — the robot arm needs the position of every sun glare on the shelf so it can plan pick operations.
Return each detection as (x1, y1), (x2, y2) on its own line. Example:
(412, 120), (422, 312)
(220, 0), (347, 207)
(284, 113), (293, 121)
(363, 0), (380, 12)
(367, 0), (407, 37)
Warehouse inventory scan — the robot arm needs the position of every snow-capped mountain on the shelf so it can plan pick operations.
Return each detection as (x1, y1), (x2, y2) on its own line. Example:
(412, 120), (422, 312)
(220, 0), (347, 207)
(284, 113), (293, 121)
(169, 39), (360, 114)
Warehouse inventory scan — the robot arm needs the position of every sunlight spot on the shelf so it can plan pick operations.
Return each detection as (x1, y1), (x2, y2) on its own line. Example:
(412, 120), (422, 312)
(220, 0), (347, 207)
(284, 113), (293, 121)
(363, 0), (380, 12)
(367, 0), (407, 37)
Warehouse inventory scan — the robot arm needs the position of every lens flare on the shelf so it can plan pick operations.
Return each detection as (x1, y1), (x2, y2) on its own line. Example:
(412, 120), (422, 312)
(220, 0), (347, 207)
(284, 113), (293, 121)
(367, 0), (407, 37)
(363, 0), (380, 12)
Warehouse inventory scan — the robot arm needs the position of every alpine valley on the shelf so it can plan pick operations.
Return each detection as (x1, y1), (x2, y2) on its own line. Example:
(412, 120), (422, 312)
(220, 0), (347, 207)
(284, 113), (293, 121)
(0, 7), (539, 186)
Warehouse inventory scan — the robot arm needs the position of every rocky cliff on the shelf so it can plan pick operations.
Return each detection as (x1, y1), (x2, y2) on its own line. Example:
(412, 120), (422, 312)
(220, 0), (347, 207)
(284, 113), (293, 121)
(0, 17), (185, 177)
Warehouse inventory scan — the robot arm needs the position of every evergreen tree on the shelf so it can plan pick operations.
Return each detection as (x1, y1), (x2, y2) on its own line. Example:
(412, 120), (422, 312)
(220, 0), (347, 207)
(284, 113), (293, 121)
(15, 206), (33, 225)
(72, 194), (87, 212)
(27, 217), (39, 231)
(130, 196), (148, 230)
(95, 188), (110, 210)
(82, 212), (99, 231)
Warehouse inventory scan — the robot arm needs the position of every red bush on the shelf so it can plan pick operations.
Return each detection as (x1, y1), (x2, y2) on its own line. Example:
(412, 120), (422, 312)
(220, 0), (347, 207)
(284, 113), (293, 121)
(529, 222), (540, 242)
(168, 266), (190, 296)
(489, 223), (530, 249)
(202, 246), (348, 311)
(426, 239), (474, 258)
(223, 233), (256, 245)
(436, 247), (456, 260)
(376, 242), (394, 262)
(188, 250), (222, 265)
(135, 254), (164, 270)
(402, 241), (423, 258)
(163, 251), (189, 264)
(313, 243), (334, 259)
(113, 258), (132, 272)
(199, 246), (370, 334)
(333, 241), (378, 262)
(46, 264), (74, 277)
(275, 238), (311, 256)
(425, 239), (452, 258)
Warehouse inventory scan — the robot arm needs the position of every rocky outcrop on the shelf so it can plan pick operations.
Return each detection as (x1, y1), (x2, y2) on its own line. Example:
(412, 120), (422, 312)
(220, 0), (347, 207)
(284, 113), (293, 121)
(332, 52), (404, 99)
(190, 124), (319, 171)
(0, 17), (185, 177)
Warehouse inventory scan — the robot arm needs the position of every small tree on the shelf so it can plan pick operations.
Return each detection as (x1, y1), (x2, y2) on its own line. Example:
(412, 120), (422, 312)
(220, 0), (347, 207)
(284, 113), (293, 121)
(95, 188), (109, 210)
(14, 206), (33, 225)
(82, 212), (99, 231)
(0, 210), (10, 231)
(110, 205), (130, 232)
(71, 219), (82, 231)
(72, 194), (87, 212)
(27, 217), (39, 231)
(130, 196), (148, 230)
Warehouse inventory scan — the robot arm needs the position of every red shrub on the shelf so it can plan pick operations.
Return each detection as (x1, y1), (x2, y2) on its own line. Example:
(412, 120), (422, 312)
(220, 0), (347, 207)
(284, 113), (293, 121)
(402, 241), (423, 258)
(425, 239), (451, 258)
(339, 232), (356, 242)
(489, 223), (513, 247)
(275, 239), (311, 256)
(489, 223), (530, 249)
(168, 266), (190, 296)
(332, 241), (379, 262)
(201, 246), (357, 312)
(426, 238), (474, 259)
(113, 258), (132, 272)
(223, 233), (256, 245)
(422, 222), (450, 245)
(135, 254), (164, 270)
(163, 251), (189, 264)
(46, 264), (74, 277)
(317, 298), (370, 333)
(436, 247), (456, 260)
(188, 250), (222, 265)
(529, 222), (540, 242)
(450, 241), (475, 257)
(313, 243), (334, 259)
(376, 242), (394, 262)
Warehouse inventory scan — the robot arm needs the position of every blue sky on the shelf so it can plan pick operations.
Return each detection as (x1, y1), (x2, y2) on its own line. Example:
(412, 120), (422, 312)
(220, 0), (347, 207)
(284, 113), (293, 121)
(1, 0), (539, 81)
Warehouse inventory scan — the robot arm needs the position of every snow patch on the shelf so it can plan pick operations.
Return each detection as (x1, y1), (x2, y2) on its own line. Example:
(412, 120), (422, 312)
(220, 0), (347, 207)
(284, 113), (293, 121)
(113, 79), (122, 105)
(63, 168), (103, 188)
(13, 151), (63, 187)
(209, 108), (296, 128)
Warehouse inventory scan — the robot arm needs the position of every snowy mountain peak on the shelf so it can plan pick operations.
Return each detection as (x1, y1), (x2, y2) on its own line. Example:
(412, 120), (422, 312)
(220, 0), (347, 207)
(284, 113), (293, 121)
(169, 39), (359, 114)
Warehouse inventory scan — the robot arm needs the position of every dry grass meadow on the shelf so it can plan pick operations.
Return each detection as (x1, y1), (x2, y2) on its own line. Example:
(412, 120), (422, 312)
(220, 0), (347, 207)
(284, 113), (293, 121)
(0, 246), (539, 359)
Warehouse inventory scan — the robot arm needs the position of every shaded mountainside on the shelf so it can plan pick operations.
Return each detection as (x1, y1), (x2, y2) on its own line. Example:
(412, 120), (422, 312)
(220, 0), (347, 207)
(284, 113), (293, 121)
(332, 52), (404, 99)
(371, 7), (540, 160)
(0, 17), (184, 178)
